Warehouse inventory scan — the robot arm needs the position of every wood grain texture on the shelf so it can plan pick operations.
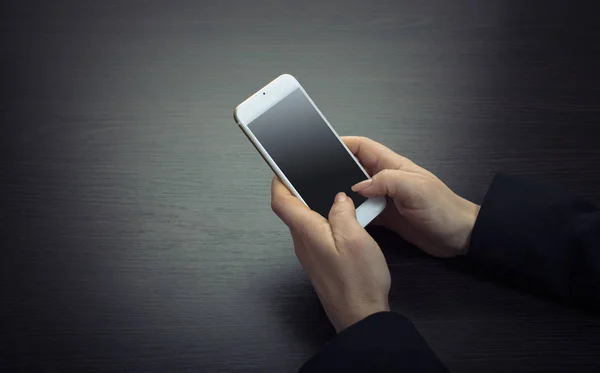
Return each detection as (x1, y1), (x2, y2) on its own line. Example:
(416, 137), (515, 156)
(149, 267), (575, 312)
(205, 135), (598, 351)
(2, 1), (599, 372)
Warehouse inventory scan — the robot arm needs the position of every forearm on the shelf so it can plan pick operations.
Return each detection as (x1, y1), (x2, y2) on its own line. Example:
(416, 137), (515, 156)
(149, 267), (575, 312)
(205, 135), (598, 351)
(299, 312), (448, 373)
(466, 174), (600, 310)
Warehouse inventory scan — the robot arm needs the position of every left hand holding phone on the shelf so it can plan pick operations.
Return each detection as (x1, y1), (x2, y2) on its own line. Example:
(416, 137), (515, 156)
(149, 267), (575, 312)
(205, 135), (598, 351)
(271, 176), (391, 332)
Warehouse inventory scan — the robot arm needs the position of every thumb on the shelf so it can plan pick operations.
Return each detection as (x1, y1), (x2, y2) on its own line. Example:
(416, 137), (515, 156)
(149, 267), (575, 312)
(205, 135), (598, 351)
(328, 192), (364, 244)
(351, 169), (420, 200)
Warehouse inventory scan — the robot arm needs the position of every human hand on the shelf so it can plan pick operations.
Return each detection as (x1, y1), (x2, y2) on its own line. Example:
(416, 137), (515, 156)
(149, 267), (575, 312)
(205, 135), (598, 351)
(343, 136), (480, 258)
(271, 176), (391, 332)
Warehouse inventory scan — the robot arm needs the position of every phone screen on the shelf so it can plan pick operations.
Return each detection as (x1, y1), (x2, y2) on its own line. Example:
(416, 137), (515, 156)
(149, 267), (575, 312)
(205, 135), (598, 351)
(249, 88), (368, 218)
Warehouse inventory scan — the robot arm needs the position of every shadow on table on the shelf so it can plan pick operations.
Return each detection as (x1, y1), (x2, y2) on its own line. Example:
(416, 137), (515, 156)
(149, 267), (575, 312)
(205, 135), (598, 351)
(367, 225), (429, 262)
(266, 257), (335, 350)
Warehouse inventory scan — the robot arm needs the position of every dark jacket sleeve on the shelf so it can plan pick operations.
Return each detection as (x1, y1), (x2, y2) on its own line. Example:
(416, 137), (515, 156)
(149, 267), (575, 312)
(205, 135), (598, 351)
(299, 312), (448, 373)
(466, 174), (600, 310)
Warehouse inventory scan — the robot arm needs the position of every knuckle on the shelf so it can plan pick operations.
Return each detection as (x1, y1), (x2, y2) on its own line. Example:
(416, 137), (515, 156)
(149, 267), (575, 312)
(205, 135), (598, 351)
(377, 169), (394, 179)
(394, 156), (413, 169)
(333, 228), (353, 243)
(328, 204), (347, 219)
(413, 173), (433, 188)
(410, 174), (437, 200)
(333, 229), (363, 249)
(374, 169), (397, 187)
(303, 221), (330, 241)
(400, 154), (416, 165)
(270, 198), (284, 214)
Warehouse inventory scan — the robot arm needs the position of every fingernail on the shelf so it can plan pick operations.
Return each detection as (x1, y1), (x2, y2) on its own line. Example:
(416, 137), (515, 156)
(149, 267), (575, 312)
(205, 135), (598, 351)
(335, 192), (347, 203)
(351, 179), (372, 192)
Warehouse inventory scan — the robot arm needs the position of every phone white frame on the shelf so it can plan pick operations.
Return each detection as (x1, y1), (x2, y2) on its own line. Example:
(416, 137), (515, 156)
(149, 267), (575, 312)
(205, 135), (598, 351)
(234, 73), (386, 227)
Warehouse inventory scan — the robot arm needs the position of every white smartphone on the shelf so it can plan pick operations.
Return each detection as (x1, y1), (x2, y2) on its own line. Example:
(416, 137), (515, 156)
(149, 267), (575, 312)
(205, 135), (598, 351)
(234, 74), (386, 227)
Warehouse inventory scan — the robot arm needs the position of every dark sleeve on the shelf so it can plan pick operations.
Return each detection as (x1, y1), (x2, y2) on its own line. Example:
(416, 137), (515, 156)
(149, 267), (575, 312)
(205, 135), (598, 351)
(466, 174), (600, 310)
(299, 312), (448, 373)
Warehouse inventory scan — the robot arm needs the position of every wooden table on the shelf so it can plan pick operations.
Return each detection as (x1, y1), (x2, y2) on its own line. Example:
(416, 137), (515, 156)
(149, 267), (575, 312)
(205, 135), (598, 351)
(2, 1), (599, 372)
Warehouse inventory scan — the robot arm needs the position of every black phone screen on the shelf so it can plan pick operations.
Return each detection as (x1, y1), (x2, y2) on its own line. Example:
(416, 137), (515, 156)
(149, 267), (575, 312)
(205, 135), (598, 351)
(248, 88), (368, 218)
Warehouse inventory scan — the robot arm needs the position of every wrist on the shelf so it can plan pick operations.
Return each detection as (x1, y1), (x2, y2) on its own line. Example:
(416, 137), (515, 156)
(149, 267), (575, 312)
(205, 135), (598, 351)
(456, 199), (480, 256)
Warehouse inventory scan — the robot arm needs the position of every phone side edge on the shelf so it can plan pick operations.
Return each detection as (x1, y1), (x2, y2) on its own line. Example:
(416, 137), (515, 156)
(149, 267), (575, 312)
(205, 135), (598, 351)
(237, 122), (309, 207)
(356, 196), (386, 227)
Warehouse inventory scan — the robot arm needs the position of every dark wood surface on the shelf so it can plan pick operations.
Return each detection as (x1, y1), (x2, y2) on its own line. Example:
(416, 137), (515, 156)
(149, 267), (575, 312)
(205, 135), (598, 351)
(2, 1), (600, 372)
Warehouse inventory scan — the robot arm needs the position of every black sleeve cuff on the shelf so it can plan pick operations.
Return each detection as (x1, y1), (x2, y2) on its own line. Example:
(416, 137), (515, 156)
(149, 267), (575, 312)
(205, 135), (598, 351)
(299, 312), (447, 373)
(466, 173), (583, 299)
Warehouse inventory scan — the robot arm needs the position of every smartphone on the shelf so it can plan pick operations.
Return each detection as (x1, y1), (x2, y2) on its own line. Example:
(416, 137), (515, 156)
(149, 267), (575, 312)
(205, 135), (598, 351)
(234, 74), (386, 227)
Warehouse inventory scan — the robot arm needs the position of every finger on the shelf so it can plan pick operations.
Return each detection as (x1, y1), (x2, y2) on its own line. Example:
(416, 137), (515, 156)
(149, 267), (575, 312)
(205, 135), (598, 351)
(351, 169), (422, 203)
(328, 192), (364, 248)
(271, 176), (325, 231)
(342, 136), (421, 175)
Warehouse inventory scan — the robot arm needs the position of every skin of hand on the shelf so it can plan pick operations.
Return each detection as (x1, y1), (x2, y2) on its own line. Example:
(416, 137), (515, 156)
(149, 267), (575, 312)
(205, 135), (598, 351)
(271, 177), (391, 333)
(343, 136), (481, 258)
